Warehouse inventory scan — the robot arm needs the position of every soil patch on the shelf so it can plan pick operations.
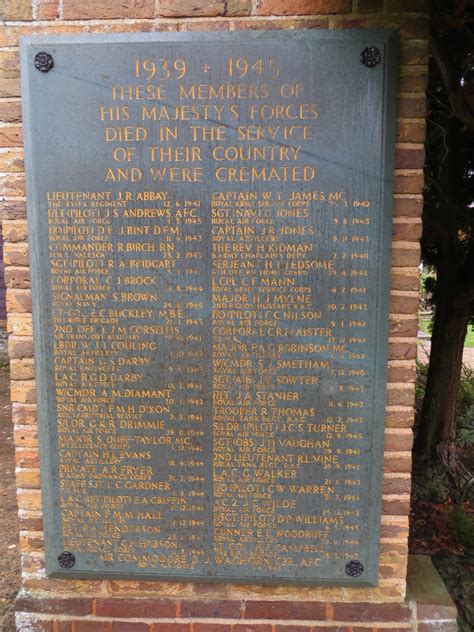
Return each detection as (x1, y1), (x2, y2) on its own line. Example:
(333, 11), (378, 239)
(0, 348), (21, 631)
(410, 488), (474, 631)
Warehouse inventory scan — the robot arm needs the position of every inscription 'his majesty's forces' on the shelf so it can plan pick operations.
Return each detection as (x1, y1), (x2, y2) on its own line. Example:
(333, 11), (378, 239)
(21, 31), (398, 585)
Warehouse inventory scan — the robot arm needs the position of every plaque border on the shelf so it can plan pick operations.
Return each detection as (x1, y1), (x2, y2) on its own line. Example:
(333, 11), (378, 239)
(20, 29), (399, 587)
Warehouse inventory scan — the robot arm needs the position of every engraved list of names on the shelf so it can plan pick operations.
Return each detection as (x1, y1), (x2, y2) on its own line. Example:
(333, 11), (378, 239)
(21, 31), (398, 585)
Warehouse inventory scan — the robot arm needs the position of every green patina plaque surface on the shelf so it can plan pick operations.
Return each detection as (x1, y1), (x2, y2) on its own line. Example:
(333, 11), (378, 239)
(21, 30), (398, 585)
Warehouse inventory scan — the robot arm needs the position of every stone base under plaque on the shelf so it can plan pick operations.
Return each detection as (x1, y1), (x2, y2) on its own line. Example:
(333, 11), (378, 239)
(15, 556), (458, 632)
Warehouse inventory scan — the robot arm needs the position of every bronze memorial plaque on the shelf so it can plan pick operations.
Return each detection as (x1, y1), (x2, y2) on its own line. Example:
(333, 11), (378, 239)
(21, 31), (398, 585)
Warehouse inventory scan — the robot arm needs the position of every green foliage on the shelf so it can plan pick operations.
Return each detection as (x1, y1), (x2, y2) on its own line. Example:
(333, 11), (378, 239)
(418, 320), (474, 347)
(415, 362), (474, 447)
(419, 266), (436, 320)
(447, 504), (474, 554)
(456, 366), (474, 447)
(463, 325), (474, 348)
(415, 361), (429, 421)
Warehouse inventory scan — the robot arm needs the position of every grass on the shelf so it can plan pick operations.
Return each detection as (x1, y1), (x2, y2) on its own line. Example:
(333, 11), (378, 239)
(419, 318), (474, 348)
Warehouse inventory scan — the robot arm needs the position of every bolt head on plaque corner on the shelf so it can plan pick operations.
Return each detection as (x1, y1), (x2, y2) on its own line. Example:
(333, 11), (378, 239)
(345, 559), (364, 578)
(58, 551), (75, 569)
(34, 51), (54, 73)
(360, 47), (381, 68)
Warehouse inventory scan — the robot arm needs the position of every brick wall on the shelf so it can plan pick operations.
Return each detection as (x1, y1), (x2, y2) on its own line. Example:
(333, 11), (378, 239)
(0, 0), (436, 630)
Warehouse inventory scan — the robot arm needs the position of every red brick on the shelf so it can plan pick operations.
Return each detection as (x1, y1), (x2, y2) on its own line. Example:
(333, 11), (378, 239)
(37, 0), (59, 19)
(398, 70), (428, 93)
(74, 623), (111, 632)
(0, 174), (24, 196)
(0, 149), (23, 172)
(357, 0), (383, 12)
(55, 623), (71, 632)
(274, 627), (311, 632)
(4, 267), (30, 289)
(388, 356), (416, 383)
(386, 386), (415, 406)
(0, 124), (23, 147)
(392, 196), (423, 217)
(383, 477), (412, 494)
(275, 627), (327, 632)
(384, 431), (414, 451)
(389, 399), (412, 424)
(3, 244), (29, 267)
(384, 454), (412, 473)
(389, 316), (418, 337)
(151, 624), (189, 632)
(19, 532), (43, 551)
(398, 17), (430, 38)
(386, 409), (412, 430)
(380, 541), (409, 555)
(391, 272), (419, 292)
(15, 448), (40, 468)
(12, 402), (36, 424)
(391, 246), (421, 267)
(0, 200), (26, 221)
(245, 601), (326, 620)
(0, 50), (20, 77)
(0, 100), (22, 123)
(389, 341), (418, 360)
(63, 0), (155, 19)
(179, 20), (230, 30)
(232, 17), (329, 29)
(232, 625), (273, 632)
(397, 95), (426, 118)
(225, 0), (252, 16)
(380, 521), (409, 538)
(335, 15), (430, 38)
(388, 363), (416, 381)
(96, 598), (175, 618)
(0, 77), (21, 98)
(19, 552), (44, 574)
(15, 595), (92, 616)
(14, 424), (38, 447)
(395, 148), (425, 169)
(19, 514), (43, 530)
(400, 40), (429, 66)
(382, 497), (411, 514)
(10, 380), (36, 404)
(0, 0), (32, 20)
(394, 173), (424, 195)
(389, 294), (419, 314)
(278, 628), (348, 632)
(257, 0), (351, 14)
(392, 221), (422, 241)
(112, 623), (150, 632)
(380, 561), (408, 580)
(8, 336), (34, 359)
(193, 626), (232, 632)
(332, 602), (411, 622)
(181, 600), (241, 618)
(160, 0), (222, 16)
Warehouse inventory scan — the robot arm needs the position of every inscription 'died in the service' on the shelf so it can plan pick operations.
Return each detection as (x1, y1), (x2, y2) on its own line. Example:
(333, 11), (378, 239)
(21, 31), (397, 585)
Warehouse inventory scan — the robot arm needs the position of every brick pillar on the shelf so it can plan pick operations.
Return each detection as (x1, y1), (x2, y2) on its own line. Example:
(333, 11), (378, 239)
(0, 0), (445, 630)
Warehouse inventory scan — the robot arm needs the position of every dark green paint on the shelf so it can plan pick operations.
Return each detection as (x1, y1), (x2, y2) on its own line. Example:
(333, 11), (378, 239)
(20, 30), (398, 586)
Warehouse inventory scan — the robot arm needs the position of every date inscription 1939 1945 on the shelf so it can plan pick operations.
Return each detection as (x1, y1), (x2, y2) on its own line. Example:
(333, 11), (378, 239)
(21, 30), (398, 586)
